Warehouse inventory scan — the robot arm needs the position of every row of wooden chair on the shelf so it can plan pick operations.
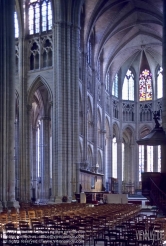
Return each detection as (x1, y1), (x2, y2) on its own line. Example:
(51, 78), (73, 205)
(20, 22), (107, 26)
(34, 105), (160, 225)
(0, 203), (141, 229)
(1, 202), (165, 245)
(1, 212), (165, 246)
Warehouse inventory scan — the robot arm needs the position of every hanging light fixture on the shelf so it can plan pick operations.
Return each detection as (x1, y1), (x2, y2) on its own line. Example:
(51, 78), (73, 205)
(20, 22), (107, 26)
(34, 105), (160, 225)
(136, 111), (166, 146)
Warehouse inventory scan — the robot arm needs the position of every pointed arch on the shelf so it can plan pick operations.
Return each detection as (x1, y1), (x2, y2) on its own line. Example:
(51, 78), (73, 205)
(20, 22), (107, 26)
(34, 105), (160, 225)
(28, 75), (53, 105)
(27, 75), (53, 202)
(122, 125), (135, 144)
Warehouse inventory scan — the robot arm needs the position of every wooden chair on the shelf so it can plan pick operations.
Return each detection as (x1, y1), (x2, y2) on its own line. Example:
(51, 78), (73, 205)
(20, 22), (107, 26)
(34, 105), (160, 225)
(0, 212), (8, 229)
(35, 209), (43, 220)
(18, 210), (27, 222)
(27, 210), (36, 220)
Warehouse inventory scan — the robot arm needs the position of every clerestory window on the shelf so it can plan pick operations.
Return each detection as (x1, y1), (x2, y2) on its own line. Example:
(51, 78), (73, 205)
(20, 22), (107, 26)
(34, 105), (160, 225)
(139, 69), (152, 101)
(14, 12), (19, 38)
(112, 73), (118, 97)
(157, 67), (163, 99)
(29, 0), (52, 35)
(122, 69), (134, 100)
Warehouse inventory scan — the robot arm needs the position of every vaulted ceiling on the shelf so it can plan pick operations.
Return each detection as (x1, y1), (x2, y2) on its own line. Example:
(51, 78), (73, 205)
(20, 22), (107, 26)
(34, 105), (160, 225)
(83, 0), (163, 81)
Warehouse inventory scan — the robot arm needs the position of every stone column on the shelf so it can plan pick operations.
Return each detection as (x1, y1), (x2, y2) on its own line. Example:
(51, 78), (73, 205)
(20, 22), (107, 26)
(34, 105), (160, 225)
(40, 117), (50, 202)
(101, 80), (106, 184)
(15, 118), (19, 201)
(105, 133), (112, 192)
(52, 21), (64, 203)
(52, 18), (79, 202)
(161, 0), (166, 173)
(93, 71), (98, 169)
(117, 139), (122, 194)
(70, 24), (80, 198)
(32, 127), (38, 201)
(130, 144), (135, 192)
(0, 0), (19, 208)
(82, 53), (88, 168)
(21, 105), (32, 202)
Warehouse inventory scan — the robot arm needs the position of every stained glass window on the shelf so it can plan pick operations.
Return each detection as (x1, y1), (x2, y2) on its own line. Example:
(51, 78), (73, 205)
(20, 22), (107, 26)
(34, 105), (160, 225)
(112, 137), (117, 178)
(29, 0), (52, 35)
(122, 69), (134, 100)
(14, 12), (19, 38)
(112, 73), (118, 97)
(157, 67), (163, 99)
(139, 69), (152, 101)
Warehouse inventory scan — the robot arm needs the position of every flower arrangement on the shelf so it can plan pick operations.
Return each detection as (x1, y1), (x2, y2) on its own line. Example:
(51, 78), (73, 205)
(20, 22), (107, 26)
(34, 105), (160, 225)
(62, 196), (68, 202)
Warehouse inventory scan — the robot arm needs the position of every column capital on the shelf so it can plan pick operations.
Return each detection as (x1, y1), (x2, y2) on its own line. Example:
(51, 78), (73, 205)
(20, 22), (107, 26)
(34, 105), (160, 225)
(53, 21), (80, 30)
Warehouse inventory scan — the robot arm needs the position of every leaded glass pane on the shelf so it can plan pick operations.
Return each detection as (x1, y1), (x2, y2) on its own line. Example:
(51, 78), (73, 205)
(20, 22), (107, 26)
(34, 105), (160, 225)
(157, 67), (163, 99)
(122, 69), (134, 100)
(42, 2), (47, 31)
(122, 77), (128, 100)
(14, 12), (19, 38)
(112, 74), (118, 97)
(28, 0), (52, 34)
(35, 3), (40, 33)
(128, 75), (134, 100)
(48, 2), (52, 30)
(147, 146), (153, 172)
(139, 69), (152, 101)
(29, 5), (34, 34)
(139, 145), (144, 181)
(112, 137), (117, 178)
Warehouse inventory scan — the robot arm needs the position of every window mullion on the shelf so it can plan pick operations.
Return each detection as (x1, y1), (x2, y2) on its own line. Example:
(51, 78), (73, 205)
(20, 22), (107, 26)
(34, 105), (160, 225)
(46, 1), (48, 31)
(33, 5), (35, 34)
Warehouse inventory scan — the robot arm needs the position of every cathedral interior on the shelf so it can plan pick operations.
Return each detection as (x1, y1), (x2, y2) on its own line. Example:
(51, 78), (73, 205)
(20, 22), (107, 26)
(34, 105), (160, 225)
(0, 0), (166, 208)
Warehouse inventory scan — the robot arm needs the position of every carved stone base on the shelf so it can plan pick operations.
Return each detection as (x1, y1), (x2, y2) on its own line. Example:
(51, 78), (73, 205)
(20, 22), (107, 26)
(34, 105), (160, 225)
(7, 200), (20, 209)
(54, 196), (63, 204)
